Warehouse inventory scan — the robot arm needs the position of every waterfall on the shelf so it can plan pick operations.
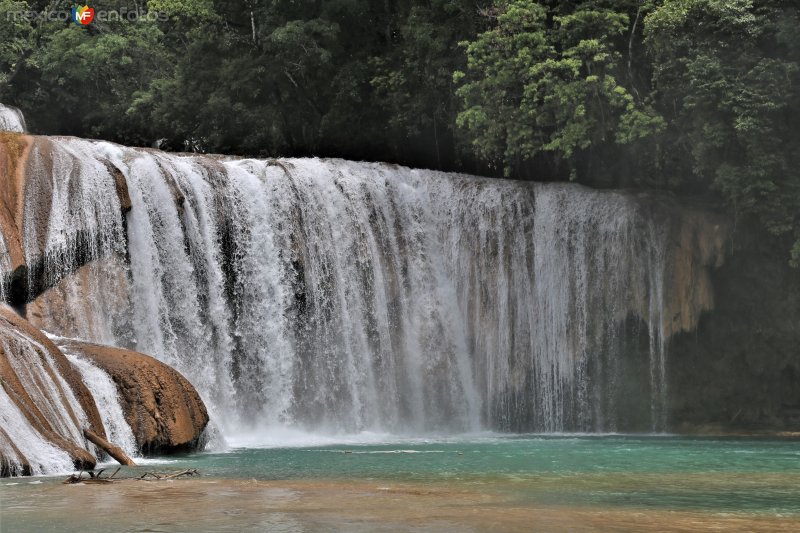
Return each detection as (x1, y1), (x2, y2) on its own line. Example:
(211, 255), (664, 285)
(7, 135), (699, 437)
(0, 104), (25, 133)
(0, 315), (138, 475)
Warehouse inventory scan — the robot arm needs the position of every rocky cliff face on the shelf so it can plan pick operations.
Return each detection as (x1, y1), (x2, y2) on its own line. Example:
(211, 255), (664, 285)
(668, 226), (800, 433)
(0, 133), (131, 309)
(0, 132), (31, 307)
(0, 124), (210, 476)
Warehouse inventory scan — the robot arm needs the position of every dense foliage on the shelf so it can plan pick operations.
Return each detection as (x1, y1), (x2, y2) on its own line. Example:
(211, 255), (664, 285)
(1, 0), (798, 262)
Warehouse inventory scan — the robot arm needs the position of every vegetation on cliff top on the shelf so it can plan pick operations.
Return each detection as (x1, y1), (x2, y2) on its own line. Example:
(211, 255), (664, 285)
(0, 0), (798, 263)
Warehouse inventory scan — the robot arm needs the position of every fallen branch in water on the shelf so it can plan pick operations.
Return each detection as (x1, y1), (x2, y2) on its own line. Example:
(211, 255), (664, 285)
(63, 468), (199, 484)
(63, 471), (116, 484)
(138, 469), (199, 481)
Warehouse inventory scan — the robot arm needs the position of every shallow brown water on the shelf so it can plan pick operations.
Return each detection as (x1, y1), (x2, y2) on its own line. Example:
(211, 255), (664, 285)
(2, 477), (799, 532)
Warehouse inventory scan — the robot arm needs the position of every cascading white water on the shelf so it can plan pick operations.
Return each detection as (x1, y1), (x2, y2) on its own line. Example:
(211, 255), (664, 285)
(0, 232), (11, 302)
(63, 351), (138, 458)
(23, 137), (127, 293)
(0, 103), (25, 133)
(0, 386), (73, 475)
(0, 320), (138, 475)
(10, 136), (683, 438)
(0, 325), (89, 475)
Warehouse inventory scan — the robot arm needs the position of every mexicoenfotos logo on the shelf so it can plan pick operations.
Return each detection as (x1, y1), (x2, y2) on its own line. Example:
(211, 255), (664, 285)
(4, 7), (167, 23)
(71, 5), (95, 26)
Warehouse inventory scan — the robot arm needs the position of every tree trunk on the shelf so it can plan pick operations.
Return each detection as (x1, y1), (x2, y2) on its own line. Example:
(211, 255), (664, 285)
(83, 429), (136, 467)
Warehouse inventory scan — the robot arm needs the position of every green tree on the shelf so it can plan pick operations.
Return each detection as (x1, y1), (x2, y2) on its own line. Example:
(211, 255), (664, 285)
(454, 0), (663, 180)
(0, 0), (33, 93)
(29, 20), (166, 143)
(370, 0), (480, 169)
(1, 1), (169, 144)
(646, 0), (800, 264)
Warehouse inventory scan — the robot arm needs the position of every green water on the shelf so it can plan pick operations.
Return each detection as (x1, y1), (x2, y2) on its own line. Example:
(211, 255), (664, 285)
(130, 435), (800, 513)
(2, 434), (800, 532)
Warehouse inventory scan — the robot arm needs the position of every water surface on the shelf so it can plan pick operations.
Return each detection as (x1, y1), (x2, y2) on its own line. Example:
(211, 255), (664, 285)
(2, 435), (799, 532)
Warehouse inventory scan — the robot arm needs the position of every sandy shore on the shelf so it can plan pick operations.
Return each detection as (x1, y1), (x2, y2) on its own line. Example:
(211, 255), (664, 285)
(2, 477), (799, 532)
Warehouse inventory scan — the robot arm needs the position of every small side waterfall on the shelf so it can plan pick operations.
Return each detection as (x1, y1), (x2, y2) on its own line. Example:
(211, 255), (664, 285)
(0, 386), (72, 475)
(0, 104), (25, 133)
(62, 350), (138, 458)
(0, 308), (138, 475)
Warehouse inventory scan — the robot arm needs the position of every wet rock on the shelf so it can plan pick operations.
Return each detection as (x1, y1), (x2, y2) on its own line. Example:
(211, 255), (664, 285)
(0, 305), (102, 473)
(59, 340), (209, 455)
(0, 134), (133, 308)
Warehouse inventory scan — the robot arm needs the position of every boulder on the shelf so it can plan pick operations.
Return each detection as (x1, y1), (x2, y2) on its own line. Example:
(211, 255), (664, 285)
(59, 340), (209, 455)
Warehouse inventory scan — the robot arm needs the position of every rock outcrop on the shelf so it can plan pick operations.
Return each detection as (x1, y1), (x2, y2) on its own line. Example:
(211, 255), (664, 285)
(0, 304), (209, 476)
(0, 132), (32, 307)
(0, 127), (210, 476)
(661, 206), (729, 337)
(0, 134), (133, 308)
(0, 305), (103, 475)
(667, 224), (800, 433)
(59, 340), (209, 455)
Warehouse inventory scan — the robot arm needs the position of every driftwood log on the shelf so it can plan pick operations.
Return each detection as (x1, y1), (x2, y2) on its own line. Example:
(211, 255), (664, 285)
(63, 468), (119, 484)
(63, 468), (199, 484)
(63, 471), (115, 484)
(83, 428), (136, 466)
(138, 469), (198, 481)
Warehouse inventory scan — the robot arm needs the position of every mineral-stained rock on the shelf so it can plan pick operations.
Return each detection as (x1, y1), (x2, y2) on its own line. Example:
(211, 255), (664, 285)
(59, 340), (209, 455)
(0, 132), (31, 305)
(1, 303), (208, 476)
(0, 134), (134, 308)
(0, 305), (103, 474)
